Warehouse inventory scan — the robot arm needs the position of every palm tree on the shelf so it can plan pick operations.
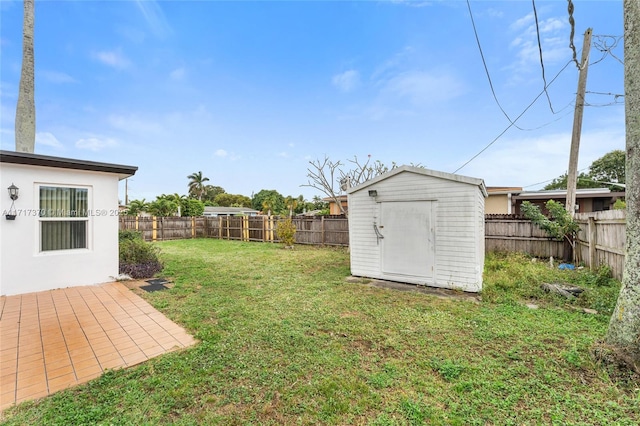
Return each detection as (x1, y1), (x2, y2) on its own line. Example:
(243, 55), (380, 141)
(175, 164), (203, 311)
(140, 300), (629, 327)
(187, 171), (210, 201)
(125, 199), (147, 216)
(284, 196), (298, 217)
(262, 195), (277, 216)
(15, 0), (35, 153)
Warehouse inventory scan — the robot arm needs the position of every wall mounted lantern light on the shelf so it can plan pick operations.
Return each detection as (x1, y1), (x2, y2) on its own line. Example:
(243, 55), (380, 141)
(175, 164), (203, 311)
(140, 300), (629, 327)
(368, 190), (378, 197)
(6, 183), (19, 220)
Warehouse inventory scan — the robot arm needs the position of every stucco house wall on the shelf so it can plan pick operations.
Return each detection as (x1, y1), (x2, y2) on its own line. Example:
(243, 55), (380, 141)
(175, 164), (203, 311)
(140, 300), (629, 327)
(0, 151), (136, 296)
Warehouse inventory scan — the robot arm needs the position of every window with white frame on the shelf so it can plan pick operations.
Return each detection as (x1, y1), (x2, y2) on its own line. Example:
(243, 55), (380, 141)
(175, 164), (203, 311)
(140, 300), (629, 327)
(39, 186), (89, 251)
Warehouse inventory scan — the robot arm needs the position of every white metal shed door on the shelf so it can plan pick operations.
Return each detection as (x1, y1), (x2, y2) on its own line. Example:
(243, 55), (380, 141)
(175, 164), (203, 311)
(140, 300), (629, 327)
(380, 201), (434, 279)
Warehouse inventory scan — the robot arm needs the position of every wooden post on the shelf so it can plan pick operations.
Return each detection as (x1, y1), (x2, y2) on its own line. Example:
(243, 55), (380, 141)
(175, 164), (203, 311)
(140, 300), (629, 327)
(321, 216), (325, 245)
(588, 216), (597, 271)
(269, 216), (274, 242)
(152, 216), (157, 241)
(192, 217), (196, 238)
(566, 28), (593, 217)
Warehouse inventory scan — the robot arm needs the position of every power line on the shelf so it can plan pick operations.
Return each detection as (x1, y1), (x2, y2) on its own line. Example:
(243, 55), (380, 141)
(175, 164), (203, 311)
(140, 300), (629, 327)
(467, 0), (571, 134)
(532, 0), (556, 113)
(523, 166), (590, 189)
(585, 90), (625, 107)
(466, 0), (525, 130)
(567, 0), (582, 69)
(591, 34), (624, 66)
(452, 60), (573, 174)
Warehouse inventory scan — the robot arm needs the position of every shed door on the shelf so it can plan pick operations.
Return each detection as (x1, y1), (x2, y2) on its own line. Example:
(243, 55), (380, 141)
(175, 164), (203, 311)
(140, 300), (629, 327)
(380, 201), (435, 280)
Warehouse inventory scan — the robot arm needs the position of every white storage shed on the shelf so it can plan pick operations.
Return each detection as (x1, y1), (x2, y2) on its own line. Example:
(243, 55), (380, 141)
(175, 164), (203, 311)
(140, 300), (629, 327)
(347, 165), (487, 293)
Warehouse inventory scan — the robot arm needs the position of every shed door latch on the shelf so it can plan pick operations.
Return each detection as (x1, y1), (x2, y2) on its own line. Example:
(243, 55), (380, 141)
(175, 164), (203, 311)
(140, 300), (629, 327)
(373, 223), (384, 244)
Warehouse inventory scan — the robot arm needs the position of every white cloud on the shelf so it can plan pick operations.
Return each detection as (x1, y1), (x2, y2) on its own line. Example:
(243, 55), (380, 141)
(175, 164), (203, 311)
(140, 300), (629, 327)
(486, 8), (504, 18)
(214, 149), (227, 157)
(170, 67), (186, 81)
(510, 12), (534, 31)
(76, 137), (118, 151)
(332, 70), (360, 93)
(135, 0), (173, 38)
(381, 70), (465, 105)
(36, 132), (64, 149)
(508, 12), (568, 76)
(40, 70), (77, 84)
(277, 151), (289, 158)
(108, 114), (164, 135)
(92, 49), (131, 70)
(390, 0), (432, 8)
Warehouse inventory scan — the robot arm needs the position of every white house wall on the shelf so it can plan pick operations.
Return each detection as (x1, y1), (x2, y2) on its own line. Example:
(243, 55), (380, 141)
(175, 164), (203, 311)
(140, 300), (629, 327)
(348, 169), (484, 292)
(0, 163), (120, 296)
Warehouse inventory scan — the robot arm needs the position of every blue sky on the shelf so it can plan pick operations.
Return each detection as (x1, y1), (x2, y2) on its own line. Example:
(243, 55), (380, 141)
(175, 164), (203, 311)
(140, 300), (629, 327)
(0, 0), (625, 203)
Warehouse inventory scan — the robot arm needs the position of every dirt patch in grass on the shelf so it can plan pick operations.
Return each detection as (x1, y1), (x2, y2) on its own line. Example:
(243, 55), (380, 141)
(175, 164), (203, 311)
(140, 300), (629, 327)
(346, 276), (482, 303)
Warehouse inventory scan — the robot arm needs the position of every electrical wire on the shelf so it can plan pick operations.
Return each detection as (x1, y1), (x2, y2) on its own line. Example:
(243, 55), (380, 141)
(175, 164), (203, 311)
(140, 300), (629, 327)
(567, 0), (582, 69)
(466, 0), (526, 131)
(523, 166), (590, 189)
(452, 60), (573, 174)
(532, 0), (556, 113)
(591, 35), (624, 66)
(585, 91), (625, 107)
(467, 0), (571, 134)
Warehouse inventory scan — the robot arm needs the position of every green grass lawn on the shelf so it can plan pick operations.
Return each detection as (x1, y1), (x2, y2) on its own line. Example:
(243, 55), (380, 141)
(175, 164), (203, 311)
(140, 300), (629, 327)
(2, 239), (638, 425)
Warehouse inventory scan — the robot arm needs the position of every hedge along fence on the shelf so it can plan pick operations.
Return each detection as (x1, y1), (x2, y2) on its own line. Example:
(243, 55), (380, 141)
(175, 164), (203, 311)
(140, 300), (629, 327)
(119, 215), (350, 246)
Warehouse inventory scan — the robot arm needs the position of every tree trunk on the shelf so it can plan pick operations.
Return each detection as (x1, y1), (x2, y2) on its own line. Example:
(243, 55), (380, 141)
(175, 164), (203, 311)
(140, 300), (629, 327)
(605, 0), (640, 367)
(15, 0), (36, 153)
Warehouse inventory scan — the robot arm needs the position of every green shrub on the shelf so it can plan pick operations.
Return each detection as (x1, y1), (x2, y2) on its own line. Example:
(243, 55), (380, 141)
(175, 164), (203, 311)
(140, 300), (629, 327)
(119, 229), (144, 243)
(275, 218), (297, 247)
(118, 230), (163, 278)
(613, 199), (626, 210)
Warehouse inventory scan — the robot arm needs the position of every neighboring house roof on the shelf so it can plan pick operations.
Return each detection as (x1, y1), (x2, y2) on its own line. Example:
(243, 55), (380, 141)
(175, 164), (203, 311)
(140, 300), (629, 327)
(0, 150), (137, 180)
(347, 165), (488, 197)
(323, 195), (348, 202)
(486, 186), (522, 194)
(514, 187), (625, 200)
(203, 206), (260, 216)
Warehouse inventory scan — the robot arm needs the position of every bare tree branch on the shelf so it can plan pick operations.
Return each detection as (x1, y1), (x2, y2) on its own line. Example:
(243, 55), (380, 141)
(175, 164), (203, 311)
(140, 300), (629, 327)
(301, 156), (346, 214)
(302, 155), (415, 216)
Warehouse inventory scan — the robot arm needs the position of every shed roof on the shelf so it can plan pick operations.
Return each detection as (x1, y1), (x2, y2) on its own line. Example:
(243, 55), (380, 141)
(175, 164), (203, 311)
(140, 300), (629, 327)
(347, 165), (487, 197)
(0, 150), (137, 180)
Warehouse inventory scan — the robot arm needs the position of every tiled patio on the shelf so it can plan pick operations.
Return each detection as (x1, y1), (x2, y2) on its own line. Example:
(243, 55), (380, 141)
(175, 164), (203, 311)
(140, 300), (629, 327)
(0, 282), (196, 413)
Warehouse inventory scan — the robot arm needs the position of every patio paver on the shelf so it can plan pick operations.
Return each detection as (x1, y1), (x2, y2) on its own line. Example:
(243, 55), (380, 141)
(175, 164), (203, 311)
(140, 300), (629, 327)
(0, 282), (196, 413)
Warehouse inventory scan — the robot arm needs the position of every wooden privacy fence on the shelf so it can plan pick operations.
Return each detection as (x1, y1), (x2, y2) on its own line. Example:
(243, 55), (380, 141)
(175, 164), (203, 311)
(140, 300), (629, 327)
(574, 210), (625, 280)
(119, 215), (350, 246)
(485, 212), (626, 280)
(485, 215), (565, 259)
(120, 212), (626, 280)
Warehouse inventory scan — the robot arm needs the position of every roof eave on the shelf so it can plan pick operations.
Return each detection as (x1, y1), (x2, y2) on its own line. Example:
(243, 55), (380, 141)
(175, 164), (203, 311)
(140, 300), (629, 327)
(0, 150), (138, 180)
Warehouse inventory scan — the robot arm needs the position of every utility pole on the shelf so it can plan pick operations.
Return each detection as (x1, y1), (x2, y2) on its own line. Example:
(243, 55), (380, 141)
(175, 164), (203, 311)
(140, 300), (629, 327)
(566, 28), (593, 217)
